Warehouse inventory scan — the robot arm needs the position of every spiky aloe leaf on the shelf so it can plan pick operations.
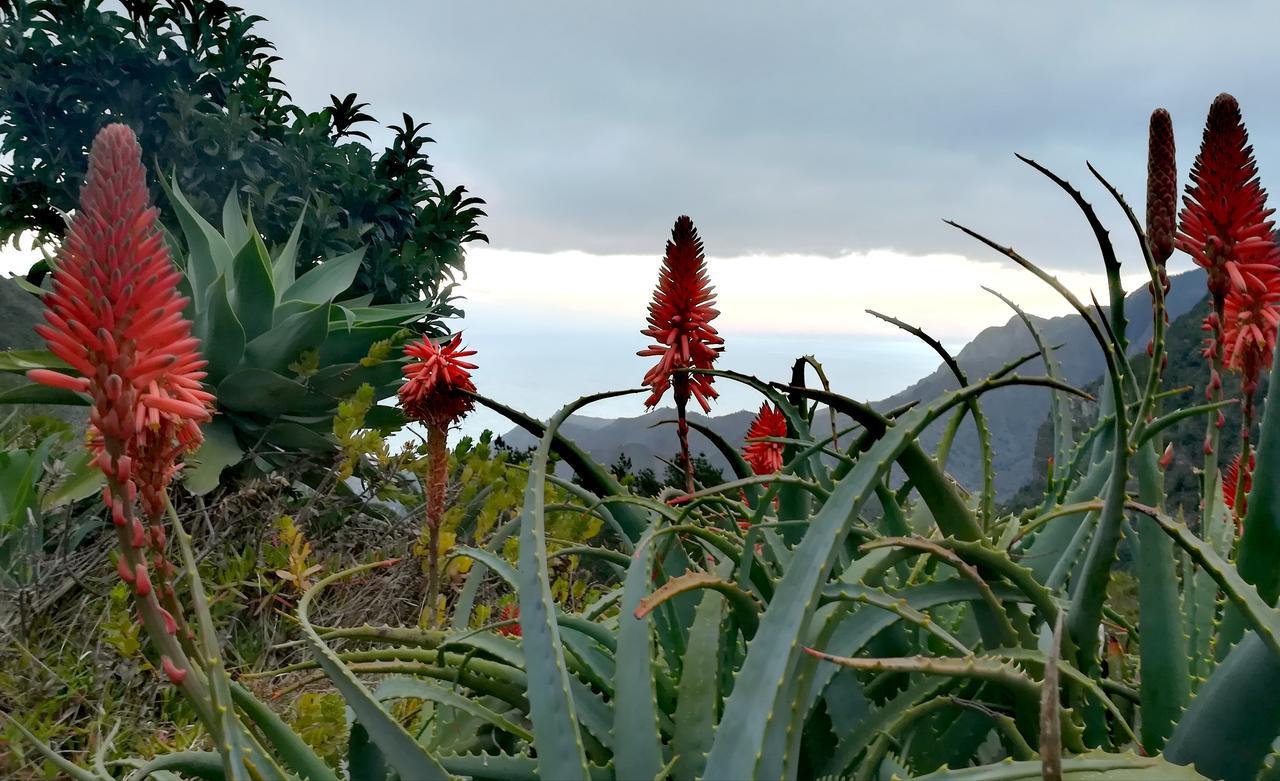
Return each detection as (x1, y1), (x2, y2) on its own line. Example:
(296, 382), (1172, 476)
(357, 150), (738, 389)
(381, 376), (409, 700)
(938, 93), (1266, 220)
(911, 752), (1208, 780)
(670, 590), (726, 781)
(1132, 443), (1187, 752)
(0, 713), (105, 781)
(436, 753), (613, 780)
(297, 560), (451, 780)
(228, 234), (275, 342)
(373, 677), (533, 742)
(517, 389), (645, 781)
(612, 524), (665, 780)
(985, 287), (1074, 504)
(167, 501), (283, 781)
(126, 751), (224, 780)
(823, 676), (952, 777)
(702, 377), (1059, 779)
(1163, 636), (1280, 781)
(867, 308), (996, 528)
(229, 683), (339, 781)
(778, 383), (987, 542)
(471, 392), (649, 543)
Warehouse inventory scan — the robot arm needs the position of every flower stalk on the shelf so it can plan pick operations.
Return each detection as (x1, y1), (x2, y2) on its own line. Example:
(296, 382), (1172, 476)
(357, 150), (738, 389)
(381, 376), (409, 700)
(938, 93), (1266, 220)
(398, 333), (477, 627)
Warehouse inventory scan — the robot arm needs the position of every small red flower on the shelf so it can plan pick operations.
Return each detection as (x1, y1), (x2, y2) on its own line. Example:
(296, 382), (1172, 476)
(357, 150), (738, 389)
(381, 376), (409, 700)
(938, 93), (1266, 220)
(742, 403), (787, 475)
(28, 124), (213, 510)
(496, 602), (521, 637)
(1224, 450), (1256, 516)
(1177, 94), (1280, 309)
(638, 216), (723, 412)
(398, 333), (478, 428)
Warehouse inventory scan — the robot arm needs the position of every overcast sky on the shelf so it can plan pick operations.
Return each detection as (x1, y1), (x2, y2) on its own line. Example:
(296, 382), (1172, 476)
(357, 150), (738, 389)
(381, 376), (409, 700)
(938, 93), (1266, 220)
(254, 1), (1280, 265)
(11, 2), (1279, 433)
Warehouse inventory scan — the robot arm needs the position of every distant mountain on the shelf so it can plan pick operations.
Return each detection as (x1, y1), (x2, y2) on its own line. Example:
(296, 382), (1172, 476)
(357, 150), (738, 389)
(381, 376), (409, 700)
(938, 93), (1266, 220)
(502, 268), (1208, 500)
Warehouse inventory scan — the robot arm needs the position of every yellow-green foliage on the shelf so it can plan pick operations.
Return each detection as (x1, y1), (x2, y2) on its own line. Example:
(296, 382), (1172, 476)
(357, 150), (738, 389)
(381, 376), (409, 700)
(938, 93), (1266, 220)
(334, 384), (391, 481)
(291, 692), (348, 768)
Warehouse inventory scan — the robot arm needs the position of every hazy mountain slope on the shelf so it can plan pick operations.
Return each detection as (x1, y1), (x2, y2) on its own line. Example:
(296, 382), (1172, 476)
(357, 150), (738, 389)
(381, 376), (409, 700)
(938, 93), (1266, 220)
(873, 267), (1206, 498)
(502, 269), (1207, 498)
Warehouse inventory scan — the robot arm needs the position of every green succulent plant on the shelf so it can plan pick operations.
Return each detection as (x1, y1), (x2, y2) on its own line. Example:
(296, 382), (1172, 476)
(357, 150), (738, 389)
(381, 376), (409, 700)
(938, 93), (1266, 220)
(17, 115), (1280, 781)
(0, 184), (441, 491)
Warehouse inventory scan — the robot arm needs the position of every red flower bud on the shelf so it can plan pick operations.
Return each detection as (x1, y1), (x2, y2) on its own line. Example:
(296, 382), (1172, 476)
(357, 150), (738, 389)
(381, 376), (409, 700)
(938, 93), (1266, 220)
(161, 655), (187, 685)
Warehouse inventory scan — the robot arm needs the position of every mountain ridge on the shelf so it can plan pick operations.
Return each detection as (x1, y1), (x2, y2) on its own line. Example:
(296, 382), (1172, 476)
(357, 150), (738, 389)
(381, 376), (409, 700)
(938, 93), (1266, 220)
(501, 268), (1208, 499)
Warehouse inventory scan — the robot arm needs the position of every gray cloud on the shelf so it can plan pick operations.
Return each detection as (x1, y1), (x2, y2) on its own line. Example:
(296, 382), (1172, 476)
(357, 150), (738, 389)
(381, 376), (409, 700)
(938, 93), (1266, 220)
(254, 0), (1280, 268)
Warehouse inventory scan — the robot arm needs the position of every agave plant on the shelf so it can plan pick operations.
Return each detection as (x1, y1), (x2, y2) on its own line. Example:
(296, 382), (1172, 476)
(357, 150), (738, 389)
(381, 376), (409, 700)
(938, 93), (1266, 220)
(0, 182), (444, 491)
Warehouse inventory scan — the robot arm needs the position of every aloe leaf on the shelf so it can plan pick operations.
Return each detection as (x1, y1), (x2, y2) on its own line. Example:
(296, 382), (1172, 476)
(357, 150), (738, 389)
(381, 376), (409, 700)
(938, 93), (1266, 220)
(516, 389), (644, 780)
(635, 570), (761, 639)
(867, 308), (995, 527)
(217, 369), (333, 417)
(1165, 635), (1280, 781)
(373, 676), (533, 742)
(703, 378), (1036, 779)
(229, 683), (338, 781)
(297, 560), (451, 780)
(221, 189), (250, 253)
(167, 503), (279, 781)
(911, 752), (1209, 780)
(0, 349), (68, 372)
(984, 287), (1072, 504)
(243, 303), (329, 374)
(282, 248), (364, 304)
(0, 381), (89, 405)
(779, 383), (984, 542)
(1015, 156), (1128, 356)
(163, 175), (234, 304)
(346, 721), (388, 781)
(682, 417), (760, 506)
(612, 525), (665, 779)
(1134, 503), (1280, 660)
(451, 518), (518, 630)
(1132, 443), (1187, 752)
(0, 712), (105, 781)
(671, 590), (725, 781)
(270, 200), (307, 297)
(471, 392), (650, 542)
(437, 753), (613, 780)
(193, 274), (246, 385)
(1065, 428), (1128, 678)
(127, 751), (225, 780)
(228, 234), (276, 342)
(823, 676), (952, 777)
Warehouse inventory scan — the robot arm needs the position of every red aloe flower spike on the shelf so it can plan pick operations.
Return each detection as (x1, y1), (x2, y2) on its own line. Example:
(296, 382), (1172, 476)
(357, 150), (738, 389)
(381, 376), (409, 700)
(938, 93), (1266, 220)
(639, 216), (723, 492)
(398, 333), (478, 430)
(26, 124), (214, 715)
(638, 216), (723, 413)
(398, 333), (477, 627)
(1147, 108), (1177, 268)
(1178, 94), (1280, 508)
(742, 403), (787, 475)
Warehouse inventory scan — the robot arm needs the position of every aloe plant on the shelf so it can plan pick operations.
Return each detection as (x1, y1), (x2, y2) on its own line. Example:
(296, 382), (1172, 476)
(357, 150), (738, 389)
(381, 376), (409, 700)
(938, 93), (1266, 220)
(20, 100), (1280, 781)
(0, 184), (443, 491)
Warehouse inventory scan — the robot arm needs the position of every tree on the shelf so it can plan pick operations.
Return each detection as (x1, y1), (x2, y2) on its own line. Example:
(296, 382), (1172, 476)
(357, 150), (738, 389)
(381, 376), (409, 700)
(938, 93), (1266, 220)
(0, 0), (486, 310)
